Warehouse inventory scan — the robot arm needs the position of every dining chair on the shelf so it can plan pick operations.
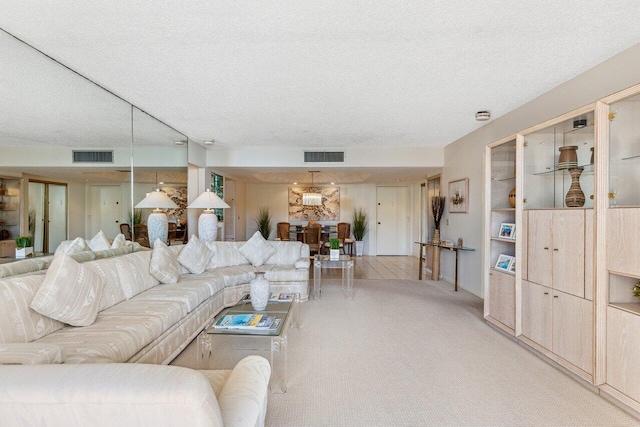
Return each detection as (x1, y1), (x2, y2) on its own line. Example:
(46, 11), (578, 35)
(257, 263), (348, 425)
(120, 223), (132, 241)
(277, 222), (291, 241)
(303, 224), (323, 256)
(337, 222), (354, 256)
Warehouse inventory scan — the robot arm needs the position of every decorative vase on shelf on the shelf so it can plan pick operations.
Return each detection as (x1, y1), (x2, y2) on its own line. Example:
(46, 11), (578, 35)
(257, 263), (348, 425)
(558, 145), (579, 169)
(431, 229), (441, 244)
(508, 187), (516, 208)
(249, 272), (270, 311)
(565, 167), (585, 207)
(633, 283), (640, 300)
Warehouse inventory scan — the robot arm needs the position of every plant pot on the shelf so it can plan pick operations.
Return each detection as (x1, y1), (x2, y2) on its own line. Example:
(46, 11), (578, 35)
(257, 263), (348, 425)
(330, 249), (340, 261)
(16, 247), (33, 259)
(355, 241), (364, 257)
(431, 229), (441, 244)
(249, 272), (270, 311)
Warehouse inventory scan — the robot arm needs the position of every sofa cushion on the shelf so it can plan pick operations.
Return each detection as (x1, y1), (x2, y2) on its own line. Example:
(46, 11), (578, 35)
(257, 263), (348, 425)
(0, 343), (66, 364)
(111, 233), (127, 249)
(115, 251), (158, 299)
(262, 264), (309, 282)
(206, 241), (250, 269)
(0, 256), (53, 279)
(266, 241), (304, 265)
(0, 275), (65, 343)
(30, 253), (105, 327)
(150, 240), (181, 284)
(177, 273), (225, 296)
(239, 231), (277, 267)
(134, 282), (211, 313)
(55, 237), (91, 254)
(98, 298), (186, 331)
(208, 265), (256, 287)
(88, 230), (111, 251)
(178, 236), (214, 275)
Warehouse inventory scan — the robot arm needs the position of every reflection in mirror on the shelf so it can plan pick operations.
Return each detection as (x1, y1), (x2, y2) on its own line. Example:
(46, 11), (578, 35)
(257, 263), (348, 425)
(132, 107), (188, 247)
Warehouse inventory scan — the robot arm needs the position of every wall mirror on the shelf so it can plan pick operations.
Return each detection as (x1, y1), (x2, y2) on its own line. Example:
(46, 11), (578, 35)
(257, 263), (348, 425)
(0, 28), (188, 257)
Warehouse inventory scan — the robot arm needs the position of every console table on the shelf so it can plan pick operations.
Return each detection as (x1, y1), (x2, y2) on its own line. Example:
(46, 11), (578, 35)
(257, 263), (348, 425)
(416, 241), (474, 291)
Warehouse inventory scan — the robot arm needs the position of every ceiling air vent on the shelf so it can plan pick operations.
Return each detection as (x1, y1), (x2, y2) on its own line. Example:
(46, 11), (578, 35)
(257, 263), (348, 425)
(304, 151), (345, 163)
(72, 150), (114, 163)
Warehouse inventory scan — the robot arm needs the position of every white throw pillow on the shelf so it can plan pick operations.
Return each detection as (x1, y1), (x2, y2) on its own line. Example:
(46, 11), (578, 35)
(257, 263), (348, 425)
(88, 230), (111, 251)
(206, 242), (251, 269)
(55, 237), (90, 254)
(150, 239), (181, 284)
(178, 235), (214, 275)
(239, 231), (277, 267)
(30, 253), (104, 327)
(111, 233), (127, 249)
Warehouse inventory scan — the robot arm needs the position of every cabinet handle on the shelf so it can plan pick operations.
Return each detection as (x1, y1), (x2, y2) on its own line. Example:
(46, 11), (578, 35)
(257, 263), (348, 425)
(543, 247), (549, 250)
(553, 295), (559, 298)
(544, 292), (549, 295)
(553, 248), (559, 252)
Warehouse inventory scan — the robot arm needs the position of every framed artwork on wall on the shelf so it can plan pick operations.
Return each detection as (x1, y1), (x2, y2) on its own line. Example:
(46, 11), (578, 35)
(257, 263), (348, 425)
(448, 178), (469, 213)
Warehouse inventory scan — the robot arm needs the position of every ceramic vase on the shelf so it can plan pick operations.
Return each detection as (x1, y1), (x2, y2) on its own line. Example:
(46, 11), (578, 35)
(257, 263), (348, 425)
(558, 145), (579, 169)
(565, 168), (585, 207)
(250, 272), (270, 311)
(508, 187), (516, 208)
(431, 229), (441, 244)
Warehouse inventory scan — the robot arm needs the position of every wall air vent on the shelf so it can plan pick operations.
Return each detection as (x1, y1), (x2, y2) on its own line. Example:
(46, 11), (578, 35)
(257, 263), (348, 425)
(72, 150), (114, 163)
(304, 151), (345, 163)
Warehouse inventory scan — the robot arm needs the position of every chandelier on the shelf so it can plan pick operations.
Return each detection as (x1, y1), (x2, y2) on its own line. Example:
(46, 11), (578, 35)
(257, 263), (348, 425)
(302, 171), (322, 206)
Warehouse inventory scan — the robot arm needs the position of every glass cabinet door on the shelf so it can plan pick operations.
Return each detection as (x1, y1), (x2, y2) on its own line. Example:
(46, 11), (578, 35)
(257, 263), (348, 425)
(609, 93), (640, 207)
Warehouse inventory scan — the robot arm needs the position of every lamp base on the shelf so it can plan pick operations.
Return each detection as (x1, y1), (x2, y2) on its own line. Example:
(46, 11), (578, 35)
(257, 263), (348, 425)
(198, 211), (218, 242)
(148, 212), (168, 247)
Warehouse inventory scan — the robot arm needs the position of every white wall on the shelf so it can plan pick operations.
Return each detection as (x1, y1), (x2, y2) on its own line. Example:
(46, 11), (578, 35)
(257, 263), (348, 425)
(443, 42), (640, 298)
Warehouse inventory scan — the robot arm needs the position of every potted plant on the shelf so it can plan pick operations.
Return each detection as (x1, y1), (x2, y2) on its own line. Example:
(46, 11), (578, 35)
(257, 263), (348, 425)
(255, 207), (272, 239)
(329, 237), (340, 260)
(352, 207), (368, 256)
(15, 235), (33, 258)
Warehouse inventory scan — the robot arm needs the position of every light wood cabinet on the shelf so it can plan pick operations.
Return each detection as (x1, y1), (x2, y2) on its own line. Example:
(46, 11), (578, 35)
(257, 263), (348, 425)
(552, 290), (593, 374)
(527, 209), (585, 298)
(488, 270), (515, 330)
(0, 240), (16, 257)
(522, 280), (552, 349)
(607, 208), (640, 278)
(606, 307), (640, 403)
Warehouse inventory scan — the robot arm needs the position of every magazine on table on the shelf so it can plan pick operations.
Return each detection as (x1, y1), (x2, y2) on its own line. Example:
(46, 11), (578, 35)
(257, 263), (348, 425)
(213, 313), (281, 330)
(240, 293), (294, 302)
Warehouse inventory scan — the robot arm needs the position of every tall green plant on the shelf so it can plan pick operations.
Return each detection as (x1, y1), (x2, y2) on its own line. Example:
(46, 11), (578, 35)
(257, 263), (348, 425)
(128, 208), (143, 225)
(352, 207), (368, 241)
(255, 207), (272, 239)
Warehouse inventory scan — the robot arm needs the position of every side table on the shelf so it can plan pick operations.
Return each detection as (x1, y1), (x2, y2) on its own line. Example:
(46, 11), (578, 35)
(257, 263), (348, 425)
(416, 241), (475, 291)
(313, 254), (354, 299)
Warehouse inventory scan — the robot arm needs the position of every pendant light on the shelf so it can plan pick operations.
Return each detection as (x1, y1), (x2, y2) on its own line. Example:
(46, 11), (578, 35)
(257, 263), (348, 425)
(302, 171), (322, 206)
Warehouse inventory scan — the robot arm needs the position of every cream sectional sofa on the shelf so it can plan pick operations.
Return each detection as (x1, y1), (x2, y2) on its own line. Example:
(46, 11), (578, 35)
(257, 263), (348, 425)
(0, 236), (309, 426)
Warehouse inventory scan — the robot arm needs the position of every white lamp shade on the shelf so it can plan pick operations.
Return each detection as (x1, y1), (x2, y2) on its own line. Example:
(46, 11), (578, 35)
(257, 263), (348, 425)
(187, 189), (230, 209)
(135, 189), (178, 209)
(302, 192), (322, 206)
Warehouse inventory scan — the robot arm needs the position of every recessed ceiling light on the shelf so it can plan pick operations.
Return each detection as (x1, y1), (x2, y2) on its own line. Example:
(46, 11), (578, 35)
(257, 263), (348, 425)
(331, 182), (335, 185)
(159, 181), (164, 185)
(174, 140), (186, 145)
(293, 182), (298, 185)
(204, 140), (214, 145)
(475, 111), (491, 121)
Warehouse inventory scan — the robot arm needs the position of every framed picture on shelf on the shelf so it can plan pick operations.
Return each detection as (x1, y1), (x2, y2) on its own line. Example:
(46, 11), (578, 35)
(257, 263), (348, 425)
(494, 254), (515, 272)
(508, 257), (516, 274)
(498, 223), (516, 239)
(448, 178), (468, 213)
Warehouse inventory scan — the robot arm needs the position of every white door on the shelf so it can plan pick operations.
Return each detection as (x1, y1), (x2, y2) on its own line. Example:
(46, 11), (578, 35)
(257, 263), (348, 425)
(47, 184), (67, 251)
(88, 186), (122, 238)
(376, 186), (409, 255)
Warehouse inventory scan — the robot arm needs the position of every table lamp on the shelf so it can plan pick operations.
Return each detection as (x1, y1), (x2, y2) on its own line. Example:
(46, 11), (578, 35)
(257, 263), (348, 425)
(187, 189), (230, 242)
(135, 189), (178, 246)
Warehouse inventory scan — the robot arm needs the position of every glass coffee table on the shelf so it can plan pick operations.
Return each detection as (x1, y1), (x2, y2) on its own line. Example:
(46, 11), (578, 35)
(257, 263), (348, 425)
(313, 254), (354, 299)
(197, 295), (299, 393)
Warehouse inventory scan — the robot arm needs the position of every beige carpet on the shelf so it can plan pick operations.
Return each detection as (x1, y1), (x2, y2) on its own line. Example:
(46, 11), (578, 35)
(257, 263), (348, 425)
(266, 278), (639, 426)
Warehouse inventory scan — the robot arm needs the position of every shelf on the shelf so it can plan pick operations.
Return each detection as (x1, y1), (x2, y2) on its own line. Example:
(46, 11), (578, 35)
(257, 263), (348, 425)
(490, 267), (515, 276)
(532, 163), (594, 176)
(609, 302), (640, 316)
(491, 237), (516, 244)
(492, 208), (515, 212)
(620, 154), (640, 161)
(491, 176), (515, 182)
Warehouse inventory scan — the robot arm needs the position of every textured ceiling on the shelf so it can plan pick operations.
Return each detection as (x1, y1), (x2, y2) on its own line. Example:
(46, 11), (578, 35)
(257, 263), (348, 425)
(1, 1), (639, 151)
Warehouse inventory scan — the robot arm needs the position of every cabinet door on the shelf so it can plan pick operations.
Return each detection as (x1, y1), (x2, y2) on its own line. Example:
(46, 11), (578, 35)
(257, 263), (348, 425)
(552, 210), (585, 298)
(552, 291), (593, 374)
(584, 209), (594, 301)
(607, 307), (640, 403)
(527, 210), (553, 287)
(488, 270), (515, 330)
(521, 211), (528, 281)
(521, 280), (552, 350)
(607, 208), (640, 277)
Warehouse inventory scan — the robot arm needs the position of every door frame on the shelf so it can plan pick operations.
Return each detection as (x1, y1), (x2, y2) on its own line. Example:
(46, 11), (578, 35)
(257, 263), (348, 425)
(375, 185), (411, 255)
(28, 179), (68, 254)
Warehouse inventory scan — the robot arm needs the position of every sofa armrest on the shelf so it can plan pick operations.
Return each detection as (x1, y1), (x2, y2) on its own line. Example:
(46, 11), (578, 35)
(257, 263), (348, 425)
(218, 355), (271, 427)
(0, 364), (224, 427)
(0, 343), (66, 365)
(294, 257), (310, 269)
